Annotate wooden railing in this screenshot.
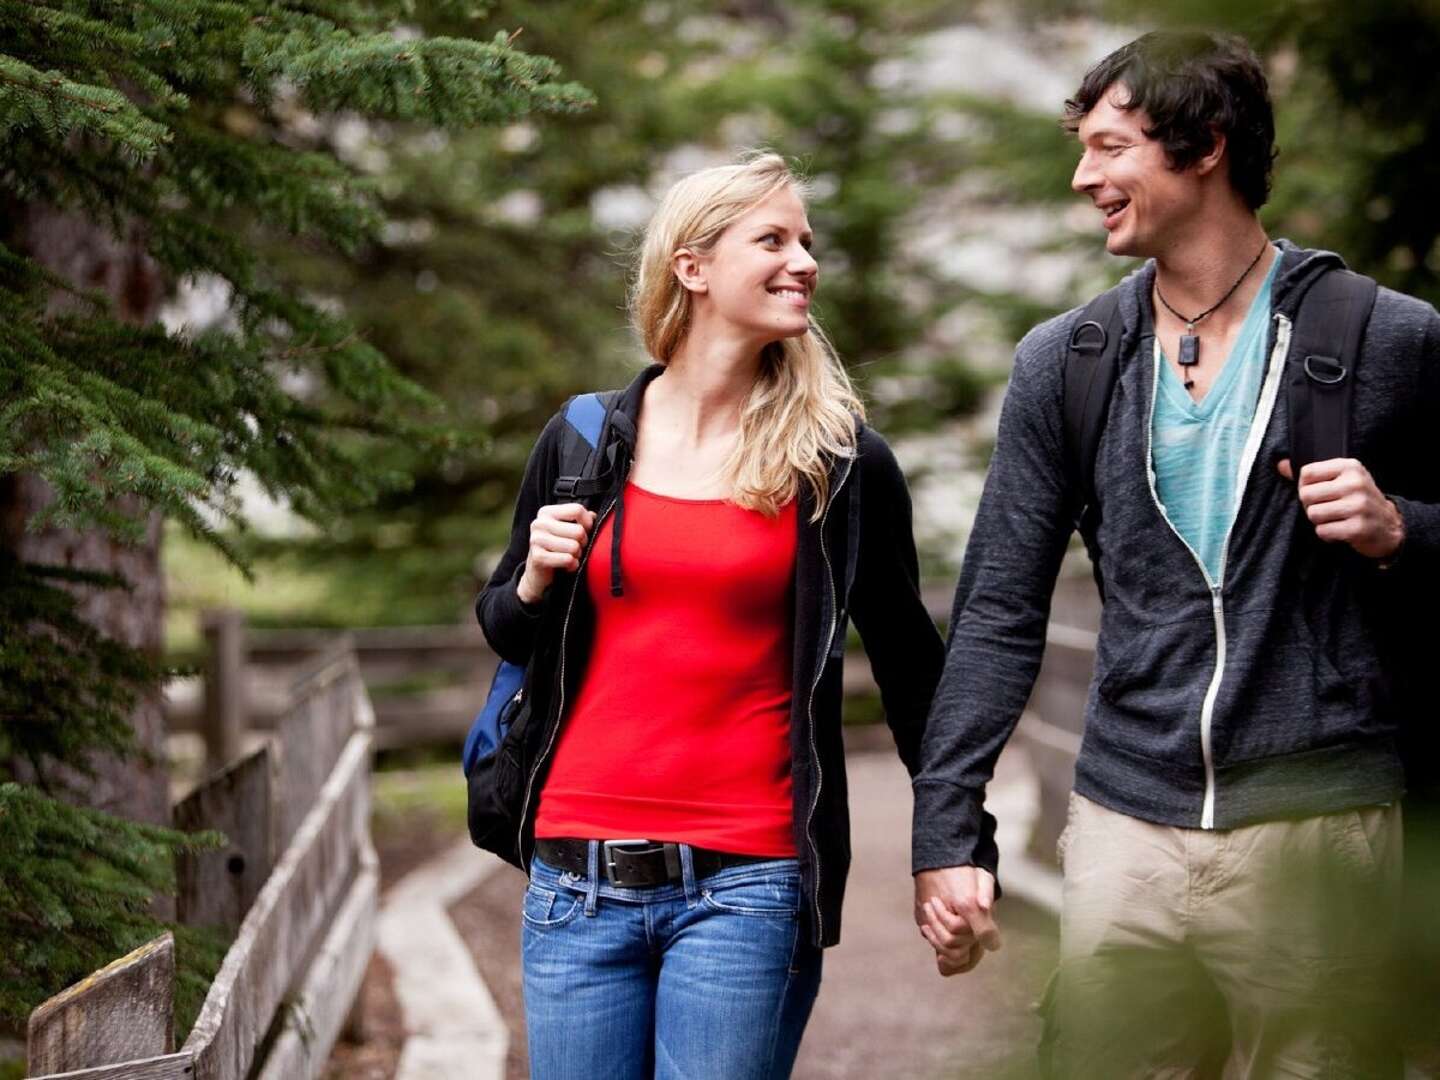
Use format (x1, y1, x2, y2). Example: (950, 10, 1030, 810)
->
(25, 641, 378, 1080)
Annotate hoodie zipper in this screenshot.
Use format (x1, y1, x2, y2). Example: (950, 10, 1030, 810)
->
(1142, 315, 1292, 828)
(515, 478, 625, 868)
(803, 455, 855, 944)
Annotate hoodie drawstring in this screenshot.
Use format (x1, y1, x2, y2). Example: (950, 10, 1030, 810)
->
(603, 412, 637, 598)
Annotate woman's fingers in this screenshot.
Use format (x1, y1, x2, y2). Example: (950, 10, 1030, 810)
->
(519, 502, 599, 603)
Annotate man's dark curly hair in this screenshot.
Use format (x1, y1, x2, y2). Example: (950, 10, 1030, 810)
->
(1062, 30, 1277, 211)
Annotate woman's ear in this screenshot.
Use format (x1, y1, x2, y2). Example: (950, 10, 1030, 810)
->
(672, 247, 708, 294)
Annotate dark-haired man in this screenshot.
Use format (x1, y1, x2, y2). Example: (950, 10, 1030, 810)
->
(909, 30, 1438, 1077)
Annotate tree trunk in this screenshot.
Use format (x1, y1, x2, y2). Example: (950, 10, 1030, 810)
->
(1, 203, 170, 826)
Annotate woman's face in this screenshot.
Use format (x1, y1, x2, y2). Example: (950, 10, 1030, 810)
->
(682, 184, 818, 344)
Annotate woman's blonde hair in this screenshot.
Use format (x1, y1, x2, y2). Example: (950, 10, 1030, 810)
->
(629, 152, 865, 520)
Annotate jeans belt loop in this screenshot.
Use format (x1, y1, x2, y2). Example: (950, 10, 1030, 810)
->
(584, 840, 600, 917)
(679, 843, 699, 907)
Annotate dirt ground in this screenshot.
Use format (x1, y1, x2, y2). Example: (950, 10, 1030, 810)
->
(330, 749, 1061, 1080)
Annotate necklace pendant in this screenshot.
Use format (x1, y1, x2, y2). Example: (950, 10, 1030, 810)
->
(1178, 333, 1200, 368)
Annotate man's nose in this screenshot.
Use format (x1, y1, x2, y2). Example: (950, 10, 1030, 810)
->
(1072, 149, 1100, 195)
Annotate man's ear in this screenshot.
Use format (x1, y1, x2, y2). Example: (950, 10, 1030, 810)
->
(1195, 127, 1227, 178)
(673, 247, 707, 294)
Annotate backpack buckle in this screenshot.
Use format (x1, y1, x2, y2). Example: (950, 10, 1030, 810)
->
(1070, 319, 1108, 354)
(1303, 354, 1346, 385)
(553, 475, 581, 499)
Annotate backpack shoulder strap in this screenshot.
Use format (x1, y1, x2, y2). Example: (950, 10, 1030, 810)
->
(1285, 269, 1378, 471)
(1063, 285, 1126, 521)
(553, 389, 624, 500)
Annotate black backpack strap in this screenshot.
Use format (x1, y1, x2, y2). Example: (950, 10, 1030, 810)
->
(1063, 287, 1126, 602)
(1063, 286, 1126, 523)
(1285, 269, 1378, 472)
(552, 389, 624, 500)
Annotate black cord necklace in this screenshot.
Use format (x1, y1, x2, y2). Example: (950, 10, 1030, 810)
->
(1155, 241, 1269, 390)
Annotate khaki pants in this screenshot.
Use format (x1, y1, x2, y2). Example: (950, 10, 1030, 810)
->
(1043, 794, 1403, 1079)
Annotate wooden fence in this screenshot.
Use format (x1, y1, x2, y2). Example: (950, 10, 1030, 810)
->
(165, 575, 1100, 867)
(165, 578, 1100, 758)
(25, 640, 379, 1080)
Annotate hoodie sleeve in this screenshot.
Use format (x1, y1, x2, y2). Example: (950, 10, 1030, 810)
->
(1385, 304, 1440, 565)
(911, 316, 1077, 879)
(848, 426, 946, 779)
(474, 409, 569, 664)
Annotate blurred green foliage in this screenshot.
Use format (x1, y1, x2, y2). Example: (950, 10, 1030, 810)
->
(995, 0, 1440, 306)
(251, 0, 1001, 625)
(181, 0, 1440, 631)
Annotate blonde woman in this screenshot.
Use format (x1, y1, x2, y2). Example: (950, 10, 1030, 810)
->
(475, 153, 944, 1079)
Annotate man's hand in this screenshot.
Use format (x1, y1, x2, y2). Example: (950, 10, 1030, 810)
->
(913, 866, 1001, 977)
(1278, 457, 1404, 561)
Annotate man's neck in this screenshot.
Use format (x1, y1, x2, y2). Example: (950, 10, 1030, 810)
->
(1152, 212, 1273, 325)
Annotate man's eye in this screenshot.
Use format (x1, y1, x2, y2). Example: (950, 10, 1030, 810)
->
(1105, 144, 1128, 156)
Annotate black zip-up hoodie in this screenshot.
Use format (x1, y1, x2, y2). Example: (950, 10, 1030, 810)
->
(476, 364, 949, 948)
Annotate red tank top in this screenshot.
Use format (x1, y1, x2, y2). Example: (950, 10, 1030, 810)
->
(534, 483, 798, 856)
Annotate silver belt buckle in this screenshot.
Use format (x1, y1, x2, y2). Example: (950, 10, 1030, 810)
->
(602, 838, 653, 885)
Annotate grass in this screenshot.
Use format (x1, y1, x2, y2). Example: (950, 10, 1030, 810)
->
(163, 523, 333, 658)
(372, 761, 469, 840)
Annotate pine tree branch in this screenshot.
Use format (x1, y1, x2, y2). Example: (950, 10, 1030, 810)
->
(0, 54, 173, 159)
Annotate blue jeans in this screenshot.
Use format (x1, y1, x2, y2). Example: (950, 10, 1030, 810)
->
(521, 847, 823, 1079)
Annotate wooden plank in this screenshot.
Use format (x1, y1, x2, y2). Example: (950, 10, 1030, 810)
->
(254, 848, 379, 1080)
(200, 610, 246, 771)
(1015, 715, 1081, 866)
(174, 745, 275, 931)
(26, 1052, 194, 1080)
(274, 645, 359, 852)
(27, 935, 174, 1074)
(1026, 635, 1095, 738)
(182, 730, 371, 1080)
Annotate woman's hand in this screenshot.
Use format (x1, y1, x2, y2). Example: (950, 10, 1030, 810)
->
(517, 503, 598, 605)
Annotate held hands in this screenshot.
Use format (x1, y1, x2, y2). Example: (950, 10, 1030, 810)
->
(913, 866, 1002, 977)
(1277, 458, 1405, 561)
(517, 503, 597, 605)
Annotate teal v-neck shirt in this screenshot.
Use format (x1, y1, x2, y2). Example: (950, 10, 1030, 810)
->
(1151, 251, 1280, 584)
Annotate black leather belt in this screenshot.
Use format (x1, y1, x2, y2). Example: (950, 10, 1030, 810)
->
(536, 838, 774, 888)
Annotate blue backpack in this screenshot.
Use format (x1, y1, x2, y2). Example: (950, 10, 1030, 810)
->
(462, 391, 616, 778)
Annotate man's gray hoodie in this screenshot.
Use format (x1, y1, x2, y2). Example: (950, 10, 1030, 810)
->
(913, 241, 1440, 878)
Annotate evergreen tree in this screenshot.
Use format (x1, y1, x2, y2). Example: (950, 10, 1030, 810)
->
(251, 0, 997, 625)
(0, 0, 590, 1029)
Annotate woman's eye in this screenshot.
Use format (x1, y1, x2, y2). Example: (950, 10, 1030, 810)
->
(760, 233, 781, 246)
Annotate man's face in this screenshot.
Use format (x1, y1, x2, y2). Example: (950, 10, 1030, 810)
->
(1071, 86, 1196, 258)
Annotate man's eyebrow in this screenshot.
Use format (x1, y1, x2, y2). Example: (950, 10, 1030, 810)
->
(1079, 126, 1134, 142)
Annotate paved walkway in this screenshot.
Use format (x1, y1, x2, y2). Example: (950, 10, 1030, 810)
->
(790, 747, 1057, 1080)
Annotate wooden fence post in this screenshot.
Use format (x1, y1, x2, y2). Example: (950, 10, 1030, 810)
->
(175, 745, 276, 931)
(201, 608, 246, 771)
(26, 934, 175, 1075)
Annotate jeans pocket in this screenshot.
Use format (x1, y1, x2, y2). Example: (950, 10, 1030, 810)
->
(521, 882, 582, 929)
(700, 871, 801, 919)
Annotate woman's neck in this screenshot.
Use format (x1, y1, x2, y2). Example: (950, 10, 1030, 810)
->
(650, 335, 763, 446)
